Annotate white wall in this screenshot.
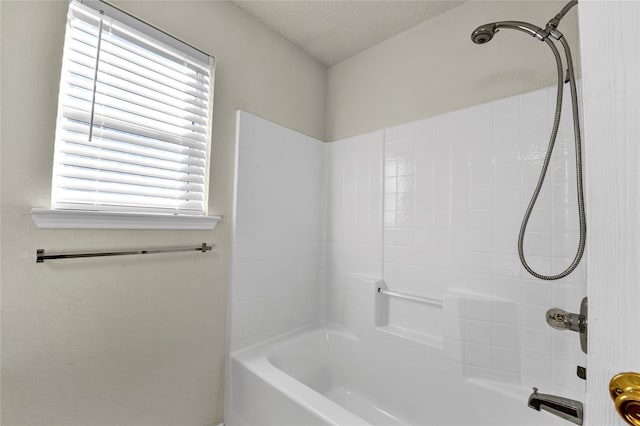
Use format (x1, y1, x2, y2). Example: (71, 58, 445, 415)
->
(0, 2, 325, 425)
(326, 0, 581, 141)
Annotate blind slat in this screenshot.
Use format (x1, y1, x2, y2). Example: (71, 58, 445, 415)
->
(62, 120, 206, 159)
(54, 189, 204, 211)
(62, 103, 207, 144)
(58, 166, 204, 192)
(57, 155, 205, 184)
(60, 132, 206, 167)
(57, 177, 204, 201)
(58, 143, 205, 176)
(63, 108, 207, 147)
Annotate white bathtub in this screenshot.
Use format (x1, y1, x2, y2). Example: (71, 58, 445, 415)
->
(226, 324, 565, 426)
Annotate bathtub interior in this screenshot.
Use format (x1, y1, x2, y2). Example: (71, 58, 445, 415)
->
(266, 326, 447, 425)
(267, 327, 357, 396)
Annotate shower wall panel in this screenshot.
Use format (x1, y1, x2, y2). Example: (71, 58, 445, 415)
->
(230, 111, 326, 352)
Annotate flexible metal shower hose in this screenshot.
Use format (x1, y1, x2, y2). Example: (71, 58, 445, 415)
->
(517, 36, 586, 280)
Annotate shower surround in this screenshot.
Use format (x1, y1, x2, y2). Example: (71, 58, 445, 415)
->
(227, 84, 586, 425)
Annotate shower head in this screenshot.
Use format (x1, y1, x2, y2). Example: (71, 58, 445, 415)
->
(471, 24, 497, 44)
(471, 1, 578, 46)
(470, 21, 548, 44)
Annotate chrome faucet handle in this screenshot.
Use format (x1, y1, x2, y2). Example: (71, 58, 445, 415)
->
(545, 297, 588, 354)
(546, 308, 581, 331)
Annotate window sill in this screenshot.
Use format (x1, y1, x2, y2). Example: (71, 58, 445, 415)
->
(31, 209, 222, 230)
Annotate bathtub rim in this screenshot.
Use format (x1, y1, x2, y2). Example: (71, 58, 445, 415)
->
(228, 320, 567, 426)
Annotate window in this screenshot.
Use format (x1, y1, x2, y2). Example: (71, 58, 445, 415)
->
(36, 0, 218, 228)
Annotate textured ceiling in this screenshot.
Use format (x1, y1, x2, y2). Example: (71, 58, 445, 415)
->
(232, 1, 465, 66)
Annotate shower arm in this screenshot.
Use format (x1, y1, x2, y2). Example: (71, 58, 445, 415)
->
(481, 1, 578, 44)
(546, 0, 578, 31)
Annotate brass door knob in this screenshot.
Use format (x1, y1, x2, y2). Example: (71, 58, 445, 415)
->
(610, 372, 640, 425)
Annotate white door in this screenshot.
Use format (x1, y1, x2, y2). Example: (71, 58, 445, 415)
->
(579, 2, 640, 425)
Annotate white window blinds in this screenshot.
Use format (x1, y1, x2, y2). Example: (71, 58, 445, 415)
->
(52, 0, 215, 216)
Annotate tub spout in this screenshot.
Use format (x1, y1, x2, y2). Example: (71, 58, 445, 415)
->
(528, 388, 583, 425)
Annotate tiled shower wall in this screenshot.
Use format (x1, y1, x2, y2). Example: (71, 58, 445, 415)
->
(230, 111, 325, 351)
(231, 86, 586, 398)
(368, 86, 585, 397)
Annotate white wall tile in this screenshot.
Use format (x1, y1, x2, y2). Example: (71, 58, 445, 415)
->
(465, 320, 493, 344)
(522, 280, 553, 306)
(494, 277, 521, 302)
(522, 352, 553, 388)
(494, 300, 519, 325)
(465, 342, 492, 368)
(521, 304, 549, 331)
(494, 323, 520, 349)
(493, 347, 521, 373)
(521, 328, 553, 356)
(466, 298, 494, 322)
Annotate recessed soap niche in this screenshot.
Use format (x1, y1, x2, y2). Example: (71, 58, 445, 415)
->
(374, 280, 444, 347)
